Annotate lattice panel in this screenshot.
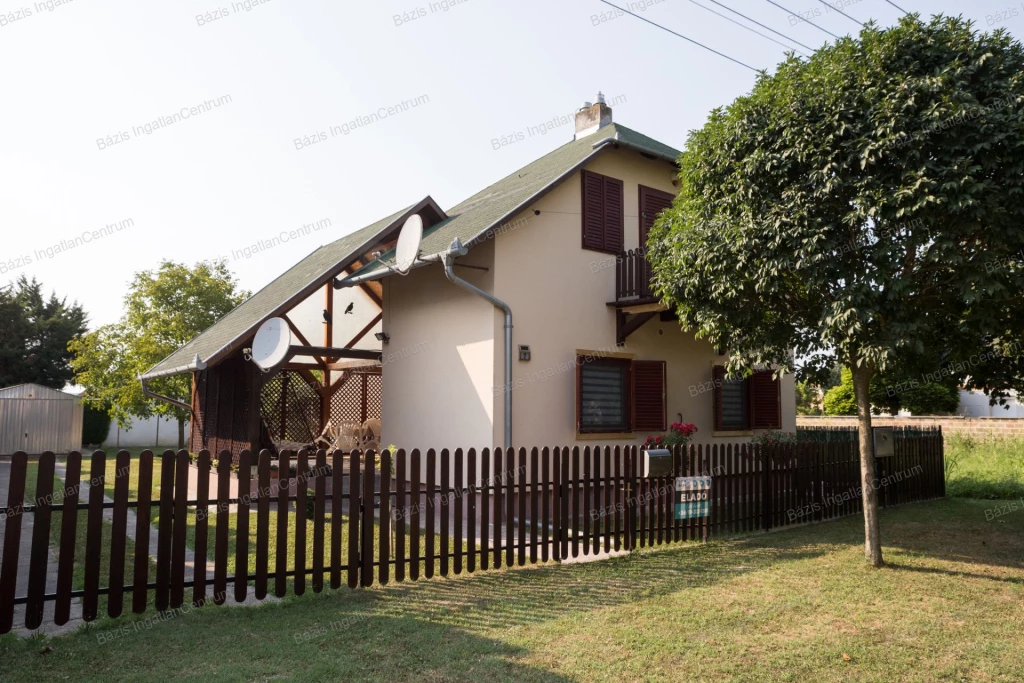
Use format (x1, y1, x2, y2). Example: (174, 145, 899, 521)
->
(365, 373, 382, 420)
(260, 371, 322, 446)
(329, 370, 382, 425)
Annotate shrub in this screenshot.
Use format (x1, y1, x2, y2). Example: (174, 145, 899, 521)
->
(751, 430, 797, 448)
(81, 404, 112, 446)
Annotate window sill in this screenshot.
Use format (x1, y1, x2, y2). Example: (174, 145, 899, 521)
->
(576, 431, 633, 440)
(713, 430, 753, 437)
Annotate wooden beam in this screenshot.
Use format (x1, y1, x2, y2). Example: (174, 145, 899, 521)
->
(282, 314, 325, 366)
(344, 312, 383, 350)
(326, 359, 381, 371)
(288, 346, 382, 361)
(322, 284, 334, 428)
(616, 311, 659, 345)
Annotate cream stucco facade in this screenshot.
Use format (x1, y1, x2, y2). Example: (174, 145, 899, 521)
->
(381, 145, 796, 452)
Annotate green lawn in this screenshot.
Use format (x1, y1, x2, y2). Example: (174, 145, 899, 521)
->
(0, 497, 1021, 682)
(945, 434, 1024, 499)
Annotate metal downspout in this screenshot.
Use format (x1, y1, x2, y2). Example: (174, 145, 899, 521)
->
(443, 250, 513, 448)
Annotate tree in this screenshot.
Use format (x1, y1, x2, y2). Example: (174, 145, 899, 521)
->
(0, 276, 88, 389)
(70, 261, 249, 448)
(648, 16, 1024, 566)
(824, 367, 961, 416)
(795, 380, 823, 415)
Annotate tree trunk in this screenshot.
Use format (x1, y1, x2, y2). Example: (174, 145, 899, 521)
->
(177, 417, 186, 450)
(851, 363, 883, 567)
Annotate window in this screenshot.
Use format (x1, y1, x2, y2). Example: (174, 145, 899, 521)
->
(581, 170, 624, 254)
(577, 357, 630, 433)
(713, 367, 781, 431)
(576, 356, 667, 434)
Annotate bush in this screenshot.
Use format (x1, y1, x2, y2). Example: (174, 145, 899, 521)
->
(81, 404, 111, 446)
(751, 430, 797, 448)
(823, 369, 858, 415)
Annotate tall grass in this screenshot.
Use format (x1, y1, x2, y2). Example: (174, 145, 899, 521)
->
(945, 433, 1024, 499)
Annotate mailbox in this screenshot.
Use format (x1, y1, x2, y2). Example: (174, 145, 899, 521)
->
(642, 448, 673, 478)
(873, 427, 894, 458)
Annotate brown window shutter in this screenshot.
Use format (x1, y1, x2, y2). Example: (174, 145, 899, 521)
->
(750, 370, 781, 429)
(581, 171, 606, 251)
(632, 360, 666, 431)
(638, 185, 675, 250)
(713, 366, 725, 431)
(575, 356, 584, 432)
(603, 176, 624, 254)
(580, 170, 624, 254)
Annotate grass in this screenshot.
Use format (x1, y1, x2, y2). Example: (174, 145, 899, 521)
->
(945, 434, 1024, 499)
(0, 497, 1022, 682)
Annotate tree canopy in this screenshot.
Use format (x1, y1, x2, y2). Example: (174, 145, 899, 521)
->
(648, 15, 1024, 565)
(0, 276, 87, 389)
(649, 15, 1024, 394)
(70, 261, 249, 445)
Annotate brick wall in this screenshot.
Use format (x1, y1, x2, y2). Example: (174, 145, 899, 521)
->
(797, 415, 1024, 439)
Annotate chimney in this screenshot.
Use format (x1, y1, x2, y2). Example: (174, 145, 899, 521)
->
(574, 92, 613, 140)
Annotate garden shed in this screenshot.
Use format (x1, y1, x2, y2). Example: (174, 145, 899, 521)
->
(0, 383, 84, 455)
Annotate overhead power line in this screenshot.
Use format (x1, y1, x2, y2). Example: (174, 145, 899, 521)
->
(814, 0, 864, 27)
(884, 0, 910, 15)
(762, 0, 841, 39)
(686, 0, 808, 56)
(704, 0, 816, 53)
(597, 0, 760, 73)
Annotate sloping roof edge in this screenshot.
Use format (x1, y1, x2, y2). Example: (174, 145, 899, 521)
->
(345, 132, 677, 284)
(142, 196, 444, 380)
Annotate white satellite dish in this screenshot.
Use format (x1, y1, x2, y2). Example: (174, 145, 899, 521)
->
(251, 317, 292, 370)
(394, 214, 424, 274)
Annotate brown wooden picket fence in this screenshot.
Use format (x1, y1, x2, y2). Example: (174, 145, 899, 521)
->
(0, 430, 944, 634)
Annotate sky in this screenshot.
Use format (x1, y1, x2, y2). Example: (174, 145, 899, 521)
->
(1, 0, 1020, 329)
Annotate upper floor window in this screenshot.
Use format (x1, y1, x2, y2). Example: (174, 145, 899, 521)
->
(581, 170, 624, 254)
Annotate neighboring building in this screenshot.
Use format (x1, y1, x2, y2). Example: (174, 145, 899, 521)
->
(958, 389, 1024, 418)
(143, 95, 796, 462)
(0, 383, 83, 455)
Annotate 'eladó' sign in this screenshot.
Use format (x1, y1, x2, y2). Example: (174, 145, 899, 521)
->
(676, 476, 711, 520)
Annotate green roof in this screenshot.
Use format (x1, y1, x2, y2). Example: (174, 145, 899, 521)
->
(357, 123, 681, 276)
(143, 204, 415, 378)
(144, 122, 681, 379)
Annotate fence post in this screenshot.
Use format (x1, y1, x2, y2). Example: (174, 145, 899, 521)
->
(761, 445, 771, 532)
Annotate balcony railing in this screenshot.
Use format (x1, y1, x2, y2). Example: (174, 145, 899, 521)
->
(614, 248, 656, 303)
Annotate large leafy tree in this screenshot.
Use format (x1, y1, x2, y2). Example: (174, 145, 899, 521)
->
(0, 276, 88, 389)
(70, 261, 249, 448)
(648, 16, 1024, 566)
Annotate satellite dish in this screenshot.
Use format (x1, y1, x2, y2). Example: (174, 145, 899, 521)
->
(251, 317, 292, 370)
(394, 214, 423, 274)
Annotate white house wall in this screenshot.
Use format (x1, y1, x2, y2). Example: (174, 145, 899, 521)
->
(490, 146, 797, 448)
(381, 239, 497, 456)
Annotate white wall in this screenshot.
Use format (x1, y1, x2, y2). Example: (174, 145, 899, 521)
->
(490, 146, 797, 448)
(381, 239, 497, 454)
(958, 389, 1024, 418)
(104, 414, 190, 448)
